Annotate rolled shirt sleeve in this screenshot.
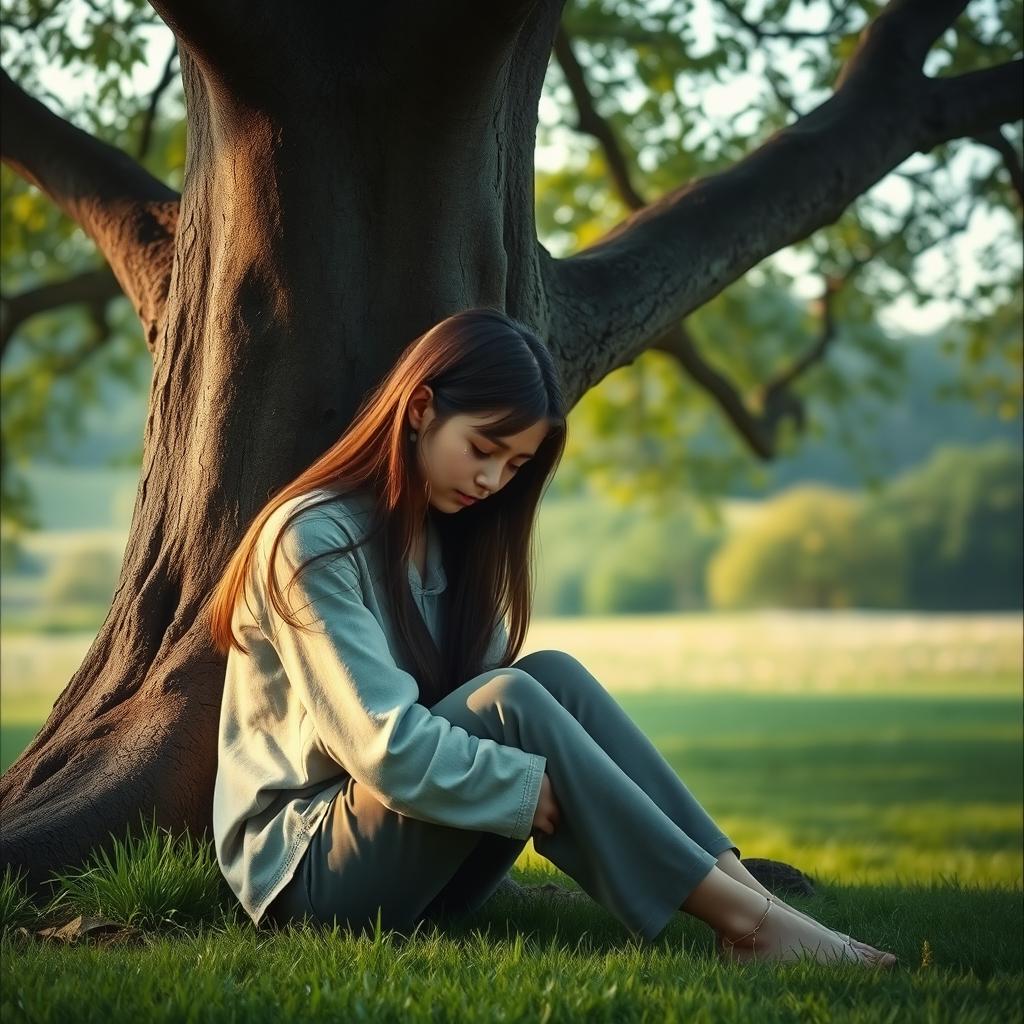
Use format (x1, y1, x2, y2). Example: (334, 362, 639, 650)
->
(259, 509, 546, 841)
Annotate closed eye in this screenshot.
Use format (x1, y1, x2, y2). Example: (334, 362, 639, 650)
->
(471, 443, 524, 472)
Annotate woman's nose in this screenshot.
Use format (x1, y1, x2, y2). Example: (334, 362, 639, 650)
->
(477, 466, 503, 493)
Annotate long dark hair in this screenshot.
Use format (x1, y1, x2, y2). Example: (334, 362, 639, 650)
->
(208, 306, 568, 706)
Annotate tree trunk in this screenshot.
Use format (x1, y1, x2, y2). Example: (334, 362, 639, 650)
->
(0, 2, 567, 896)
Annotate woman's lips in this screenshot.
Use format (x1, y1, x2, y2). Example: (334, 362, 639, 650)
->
(454, 490, 478, 506)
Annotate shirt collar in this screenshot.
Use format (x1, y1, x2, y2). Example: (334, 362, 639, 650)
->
(408, 513, 447, 596)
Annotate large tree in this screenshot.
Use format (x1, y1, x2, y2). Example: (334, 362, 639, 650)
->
(1, 0, 1020, 893)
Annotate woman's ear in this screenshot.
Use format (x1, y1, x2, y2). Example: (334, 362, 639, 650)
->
(408, 384, 433, 430)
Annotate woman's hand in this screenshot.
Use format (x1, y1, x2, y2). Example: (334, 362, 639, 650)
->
(530, 772, 561, 837)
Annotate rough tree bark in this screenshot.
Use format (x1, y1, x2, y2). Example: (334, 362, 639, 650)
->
(0, 0, 1020, 899)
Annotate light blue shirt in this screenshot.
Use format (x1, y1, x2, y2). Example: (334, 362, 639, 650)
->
(212, 486, 546, 926)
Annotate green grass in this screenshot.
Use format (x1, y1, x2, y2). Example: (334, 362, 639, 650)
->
(2, 614, 1021, 1021)
(2, 856, 1021, 1023)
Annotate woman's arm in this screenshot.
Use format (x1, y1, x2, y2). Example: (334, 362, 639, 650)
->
(258, 509, 546, 841)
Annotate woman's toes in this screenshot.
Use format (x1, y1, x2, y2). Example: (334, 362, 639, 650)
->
(847, 937, 898, 969)
(865, 946, 899, 969)
(774, 902, 897, 970)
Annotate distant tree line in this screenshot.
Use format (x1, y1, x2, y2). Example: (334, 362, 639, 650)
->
(537, 441, 1022, 615)
(4, 440, 1020, 627)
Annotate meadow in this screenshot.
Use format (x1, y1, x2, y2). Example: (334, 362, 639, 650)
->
(2, 610, 1022, 1022)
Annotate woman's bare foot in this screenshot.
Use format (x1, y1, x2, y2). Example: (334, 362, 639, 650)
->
(716, 895, 894, 968)
(769, 898, 898, 968)
(712, 851, 897, 967)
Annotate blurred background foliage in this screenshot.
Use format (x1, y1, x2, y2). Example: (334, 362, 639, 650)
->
(0, 0, 1021, 615)
(3, 439, 1019, 633)
(539, 439, 1021, 616)
(2, 0, 184, 533)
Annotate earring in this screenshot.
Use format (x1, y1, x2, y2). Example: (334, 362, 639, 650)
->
(409, 429, 418, 443)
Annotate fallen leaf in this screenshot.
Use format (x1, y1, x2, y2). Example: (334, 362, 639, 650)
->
(35, 914, 144, 947)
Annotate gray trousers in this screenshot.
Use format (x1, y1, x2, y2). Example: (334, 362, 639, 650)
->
(263, 649, 740, 943)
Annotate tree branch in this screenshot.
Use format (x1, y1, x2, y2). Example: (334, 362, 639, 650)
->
(762, 63, 802, 121)
(647, 193, 963, 459)
(761, 275, 840, 402)
(0, 267, 122, 360)
(556, 15, 842, 452)
(650, 321, 781, 458)
(838, 0, 970, 89)
(972, 128, 1024, 207)
(714, 0, 853, 43)
(542, 0, 1023, 407)
(648, 274, 839, 459)
(1, 67, 179, 352)
(923, 61, 1024, 150)
(551, 25, 647, 211)
(136, 44, 180, 163)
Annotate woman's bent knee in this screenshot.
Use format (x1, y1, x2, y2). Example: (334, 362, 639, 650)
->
(513, 649, 597, 704)
(514, 649, 584, 678)
(471, 667, 552, 712)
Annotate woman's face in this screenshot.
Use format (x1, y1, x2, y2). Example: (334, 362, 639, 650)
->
(407, 385, 549, 513)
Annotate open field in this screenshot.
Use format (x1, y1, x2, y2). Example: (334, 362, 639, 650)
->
(2, 611, 1021, 1022)
(4, 608, 1021, 710)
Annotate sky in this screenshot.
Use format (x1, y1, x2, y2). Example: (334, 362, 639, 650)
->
(15, 0, 1021, 337)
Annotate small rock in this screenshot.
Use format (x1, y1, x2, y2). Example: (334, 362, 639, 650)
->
(740, 858, 816, 896)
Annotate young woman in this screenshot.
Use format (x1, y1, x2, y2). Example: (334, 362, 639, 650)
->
(208, 307, 897, 967)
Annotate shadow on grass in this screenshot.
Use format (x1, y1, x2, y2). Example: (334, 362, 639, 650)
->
(267, 872, 1021, 982)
